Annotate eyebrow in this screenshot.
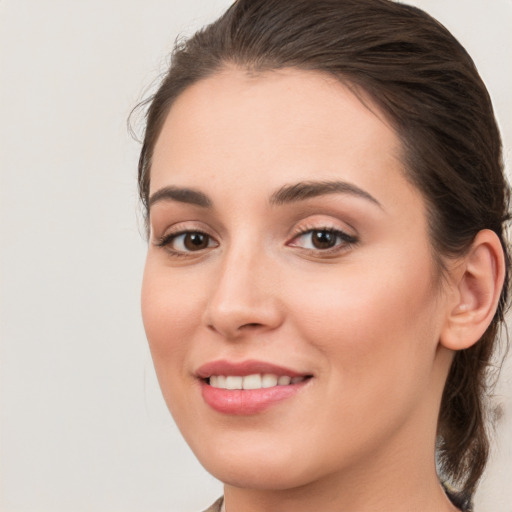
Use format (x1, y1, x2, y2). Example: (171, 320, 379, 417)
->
(148, 186, 212, 208)
(269, 180, 382, 208)
(148, 179, 382, 210)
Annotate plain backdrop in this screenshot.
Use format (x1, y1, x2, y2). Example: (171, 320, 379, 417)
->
(1, 1, 510, 511)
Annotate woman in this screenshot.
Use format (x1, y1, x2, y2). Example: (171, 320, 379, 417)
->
(137, 1, 510, 510)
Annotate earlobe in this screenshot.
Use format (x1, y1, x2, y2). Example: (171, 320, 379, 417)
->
(440, 229, 505, 351)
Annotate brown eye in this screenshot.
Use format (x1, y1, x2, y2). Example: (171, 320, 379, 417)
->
(288, 228, 357, 252)
(183, 232, 210, 251)
(311, 230, 337, 249)
(158, 230, 218, 254)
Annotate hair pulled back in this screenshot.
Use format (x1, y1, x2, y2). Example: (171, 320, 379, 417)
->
(137, 0, 510, 498)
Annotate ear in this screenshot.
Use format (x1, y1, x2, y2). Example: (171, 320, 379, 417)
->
(440, 229, 506, 351)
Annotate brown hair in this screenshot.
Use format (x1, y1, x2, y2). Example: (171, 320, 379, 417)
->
(136, 0, 510, 498)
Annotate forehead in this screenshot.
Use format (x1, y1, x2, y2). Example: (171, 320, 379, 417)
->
(150, 67, 413, 208)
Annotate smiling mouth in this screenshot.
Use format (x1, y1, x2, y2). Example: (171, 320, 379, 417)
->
(207, 373, 310, 390)
(197, 360, 313, 414)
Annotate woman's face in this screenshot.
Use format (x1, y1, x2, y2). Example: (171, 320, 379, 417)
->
(142, 68, 453, 489)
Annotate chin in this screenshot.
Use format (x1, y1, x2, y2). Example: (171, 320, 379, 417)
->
(189, 434, 334, 491)
(203, 456, 314, 491)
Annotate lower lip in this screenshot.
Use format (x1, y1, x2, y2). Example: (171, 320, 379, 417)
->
(201, 380, 309, 415)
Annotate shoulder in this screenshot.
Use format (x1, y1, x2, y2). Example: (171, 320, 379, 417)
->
(202, 497, 224, 512)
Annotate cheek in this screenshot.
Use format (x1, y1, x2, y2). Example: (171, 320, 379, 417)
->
(275, 255, 443, 472)
(141, 258, 204, 386)
(289, 252, 440, 392)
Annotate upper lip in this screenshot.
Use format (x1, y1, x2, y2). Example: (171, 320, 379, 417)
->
(196, 359, 310, 379)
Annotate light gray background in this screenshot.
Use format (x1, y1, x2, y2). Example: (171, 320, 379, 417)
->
(1, 1, 510, 511)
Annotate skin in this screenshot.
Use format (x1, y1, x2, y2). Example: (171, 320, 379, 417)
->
(142, 67, 465, 511)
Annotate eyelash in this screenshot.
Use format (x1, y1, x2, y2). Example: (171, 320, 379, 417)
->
(156, 229, 218, 258)
(287, 227, 358, 255)
(155, 226, 358, 258)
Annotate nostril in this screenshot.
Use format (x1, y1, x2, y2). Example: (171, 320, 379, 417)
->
(206, 321, 264, 338)
(241, 322, 263, 329)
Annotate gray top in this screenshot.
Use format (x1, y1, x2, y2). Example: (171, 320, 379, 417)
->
(202, 497, 224, 512)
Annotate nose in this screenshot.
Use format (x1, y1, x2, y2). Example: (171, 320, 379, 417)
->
(202, 242, 284, 340)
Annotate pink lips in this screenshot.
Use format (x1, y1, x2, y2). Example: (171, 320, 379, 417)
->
(196, 359, 311, 415)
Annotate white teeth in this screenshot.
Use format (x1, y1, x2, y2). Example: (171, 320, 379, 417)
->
(262, 374, 278, 388)
(226, 376, 243, 390)
(242, 374, 262, 390)
(278, 375, 291, 385)
(208, 373, 306, 390)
